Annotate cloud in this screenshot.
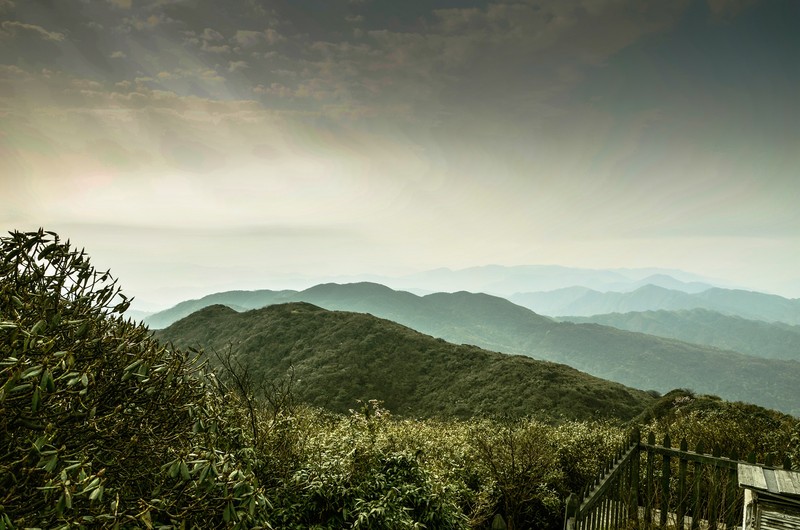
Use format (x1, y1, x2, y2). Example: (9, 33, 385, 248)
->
(0, 21, 65, 41)
(232, 29, 262, 48)
(107, 0, 132, 8)
(110, 50, 127, 59)
(228, 60, 248, 72)
(121, 14, 165, 31)
(202, 27, 224, 41)
(254, 82, 294, 98)
(0, 63, 30, 80)
(264, 28, 283, 45)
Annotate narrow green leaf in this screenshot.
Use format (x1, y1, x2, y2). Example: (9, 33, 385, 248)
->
(41, 369, 55, 392)
(31, 386, 41, 413)
(84, 477, 101, 492)
(123, 359, 142, 373)
(180, 460, 190, 481)
(21, 365, 43, 379)
(89, 484, 103, 501)
(31, 318, 46, 336)
(44, 454, 58, 473)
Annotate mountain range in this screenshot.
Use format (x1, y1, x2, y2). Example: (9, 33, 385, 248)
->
(155, 302, 655, 421)
(511, 284, 800, 323)
(384, 265, 721, 296)
(561, 308, 800, 361)
(145, 282, 800, 415)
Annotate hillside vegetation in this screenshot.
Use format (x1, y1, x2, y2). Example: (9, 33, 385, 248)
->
(148, 283, 800, 415)
(562, 308, 800, 361)
(3, 230, 799, 530)
(156, 303, 654, 422)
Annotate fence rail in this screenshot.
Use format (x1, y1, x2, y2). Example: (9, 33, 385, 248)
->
(564, 430, 793, 530)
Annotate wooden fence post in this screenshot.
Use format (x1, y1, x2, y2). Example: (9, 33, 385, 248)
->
(646, 432, 655, 525)
(661, 434, 671, 527)
(726, 450, 740, 529)
(677, 438, 688, 530)
(707, 446, 721, 529)
(630, 429, 641, 529)
(691, 440, 704, 530)
(563, 493, 577, 530)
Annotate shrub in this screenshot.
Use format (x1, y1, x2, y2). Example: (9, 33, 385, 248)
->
(0, 229, 267, 528)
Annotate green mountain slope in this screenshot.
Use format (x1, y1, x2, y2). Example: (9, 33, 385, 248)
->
(156, 302, 655, 421)
(511, 285, 800, 324)
(149, 283, 800, 415)
(561, 308, 800, 361)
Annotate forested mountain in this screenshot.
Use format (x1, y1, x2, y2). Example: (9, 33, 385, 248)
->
(510, 285, 800, 323)
(156, 302, 655, 421)
(149, 283, 800, 415)
(561, 308, 800, 361)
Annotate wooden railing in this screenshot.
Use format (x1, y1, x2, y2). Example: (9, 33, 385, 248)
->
(564, 430, 793, 530)
(563, 432, 640, 530)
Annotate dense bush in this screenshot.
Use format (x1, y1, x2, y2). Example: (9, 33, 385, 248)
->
(251, 401, 625, 530)
(0, 230, 267, 528)
(640, 389, 798, 464)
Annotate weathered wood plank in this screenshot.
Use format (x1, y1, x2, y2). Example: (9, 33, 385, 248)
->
(765, 467, 780, 494)
(740, 463, 768, 491)
(775, 469, 800, 496)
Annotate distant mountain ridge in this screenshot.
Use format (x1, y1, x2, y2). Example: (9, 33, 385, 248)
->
(155, 302, 655, 421)
(560, 308, 800, 361)
(145, 282, 800, 415)
(511, 285, 800, 324)
(376, 265, 721, 296)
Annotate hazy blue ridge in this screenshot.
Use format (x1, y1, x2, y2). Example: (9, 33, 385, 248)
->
(144, 289, 297, 329)
(560, 308, 800, 361)
(146, 282, 800, 415)
(390, 265, 719, 295)
(511, 285, 800, 324)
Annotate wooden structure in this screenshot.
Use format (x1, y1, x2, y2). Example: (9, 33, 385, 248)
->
(564, 430, 794, 530)
(739, 464, 800, 530)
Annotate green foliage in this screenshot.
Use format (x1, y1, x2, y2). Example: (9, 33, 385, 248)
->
(640, 389, 798, 464)
(265, 401, 469, 529)
(250, 401, 626, 530)
(0, 229, 267, 528)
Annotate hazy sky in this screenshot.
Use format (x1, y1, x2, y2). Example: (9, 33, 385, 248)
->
(2, 0, 799, 309)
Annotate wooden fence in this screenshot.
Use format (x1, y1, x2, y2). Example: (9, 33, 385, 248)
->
(564, 430, 793, 530)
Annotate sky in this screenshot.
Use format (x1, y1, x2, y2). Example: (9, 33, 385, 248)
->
(1, 0, 799, 309)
